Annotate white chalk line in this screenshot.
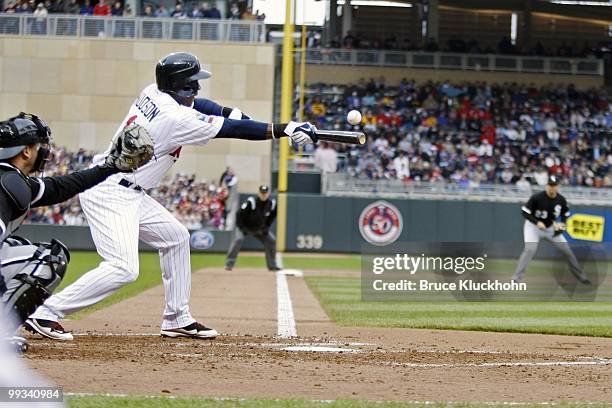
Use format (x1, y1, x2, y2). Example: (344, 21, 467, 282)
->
(387, 359, 612, 368)
(282, 345, 362, 353)
(67, 334, 372, 347)
(72, 333, 161, 337)
(62, 393, 611, 405)
(276, 270, 297, 338)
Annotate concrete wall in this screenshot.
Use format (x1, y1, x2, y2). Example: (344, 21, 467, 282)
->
(0, 37, 276, 192)
(305, 64, 604, 89)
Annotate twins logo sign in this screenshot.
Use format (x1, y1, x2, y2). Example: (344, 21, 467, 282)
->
(190, 230, 215, 250)
(359, 201, 403, 246)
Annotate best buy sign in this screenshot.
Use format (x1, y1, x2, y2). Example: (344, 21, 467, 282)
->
(566, 214, 605, 242)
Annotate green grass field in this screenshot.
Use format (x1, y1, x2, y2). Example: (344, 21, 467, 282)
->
(62, 252, 612, 336)
(65, 396, 612, 408)
(61, 251, 360, 318)
(306, 275, 612, 337)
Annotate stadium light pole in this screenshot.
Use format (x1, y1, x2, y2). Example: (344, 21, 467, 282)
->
(276, 0, 294, 254)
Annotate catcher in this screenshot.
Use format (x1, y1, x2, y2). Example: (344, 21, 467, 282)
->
(0, 112, 153, 351)
(512, 175, 590, 284)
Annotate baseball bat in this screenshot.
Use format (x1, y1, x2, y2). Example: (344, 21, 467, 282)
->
(315, 130, 366, 145)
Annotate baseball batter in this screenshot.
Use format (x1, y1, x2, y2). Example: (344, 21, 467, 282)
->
(28, 52, 318, 340)
(512, 175, 590, 284)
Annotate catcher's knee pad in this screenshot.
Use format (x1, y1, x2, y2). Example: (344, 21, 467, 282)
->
(1, 239, 70, 330)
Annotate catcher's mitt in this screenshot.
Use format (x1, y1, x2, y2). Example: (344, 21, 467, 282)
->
(553, 221, 567, 236)
(105, 123, 154, 171)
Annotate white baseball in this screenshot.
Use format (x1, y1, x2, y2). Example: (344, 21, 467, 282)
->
(347, 110, 362, 125)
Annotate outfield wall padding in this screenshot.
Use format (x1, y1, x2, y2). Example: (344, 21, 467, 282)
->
(16, 194, 611, 258)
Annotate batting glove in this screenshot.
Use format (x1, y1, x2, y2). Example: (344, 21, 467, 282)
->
(284, 121, 318, 146)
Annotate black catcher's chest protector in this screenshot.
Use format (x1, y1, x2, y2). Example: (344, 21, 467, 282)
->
(0, 165, 34, 241)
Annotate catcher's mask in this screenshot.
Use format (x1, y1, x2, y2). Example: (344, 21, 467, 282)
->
(0, 112, 53, 172)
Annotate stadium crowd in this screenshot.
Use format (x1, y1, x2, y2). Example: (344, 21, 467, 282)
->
(304, 79, 611, 188)
(15, 77, 612, 227)
(2, 0, 264, 20)
(26, 147, 234, 228)
(0, 0, 262, 37)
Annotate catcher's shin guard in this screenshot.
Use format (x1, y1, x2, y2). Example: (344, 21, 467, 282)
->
(1, 239, 70, 333)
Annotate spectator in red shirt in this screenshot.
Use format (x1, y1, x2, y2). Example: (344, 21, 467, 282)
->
(376, 112, 391, 126)
(480, 121, 496, 145)
(93, 0, 110, 15)
(389, 112, 402, 127)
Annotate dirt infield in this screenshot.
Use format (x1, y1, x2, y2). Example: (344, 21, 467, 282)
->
(21, 268, 612, 403)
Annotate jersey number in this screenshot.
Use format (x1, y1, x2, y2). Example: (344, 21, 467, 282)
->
(535, 210, 548, 219)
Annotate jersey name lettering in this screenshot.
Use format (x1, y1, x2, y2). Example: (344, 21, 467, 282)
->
(134, 95, 161, 122)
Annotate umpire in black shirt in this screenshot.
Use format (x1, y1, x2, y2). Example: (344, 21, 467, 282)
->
(224, 185, 279, 271)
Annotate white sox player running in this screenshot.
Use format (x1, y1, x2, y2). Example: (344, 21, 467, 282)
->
(27, 52, 318, 340)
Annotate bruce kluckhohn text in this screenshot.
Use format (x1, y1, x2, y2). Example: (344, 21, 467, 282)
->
(369, 254, 527, 293)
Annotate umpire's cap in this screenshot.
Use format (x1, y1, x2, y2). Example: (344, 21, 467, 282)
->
(156, 52, 211, 99)
(0, 113, 51, 160)
(547, 175, 560, 186)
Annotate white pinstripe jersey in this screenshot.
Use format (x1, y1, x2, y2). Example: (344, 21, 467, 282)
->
(92, 83, 224, 190)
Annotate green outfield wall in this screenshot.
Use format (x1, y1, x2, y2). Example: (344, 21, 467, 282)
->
(16, 194, 611, 258)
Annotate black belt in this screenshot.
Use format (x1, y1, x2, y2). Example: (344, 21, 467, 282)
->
(118, 178, 143, 191)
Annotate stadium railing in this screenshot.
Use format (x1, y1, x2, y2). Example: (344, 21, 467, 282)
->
(0, 13, 265, 43)
(302, 48, 603, 76)
(322, 173, 612, 205)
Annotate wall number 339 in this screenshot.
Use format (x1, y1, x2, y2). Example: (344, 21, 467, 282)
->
(296, 234, 323, 249)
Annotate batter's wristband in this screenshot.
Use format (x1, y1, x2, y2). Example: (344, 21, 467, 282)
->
(272, 123, 288, 139)
(221, 106, 233, 118)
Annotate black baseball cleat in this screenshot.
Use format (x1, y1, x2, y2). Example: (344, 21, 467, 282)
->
(25, 319, 74, 341)
(269, 267, 282, 272)
(160, 322, 218, 339)
(224, 266, 233, 271)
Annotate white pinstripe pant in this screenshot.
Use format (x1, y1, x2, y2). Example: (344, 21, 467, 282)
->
(31, 179, 195, 330)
